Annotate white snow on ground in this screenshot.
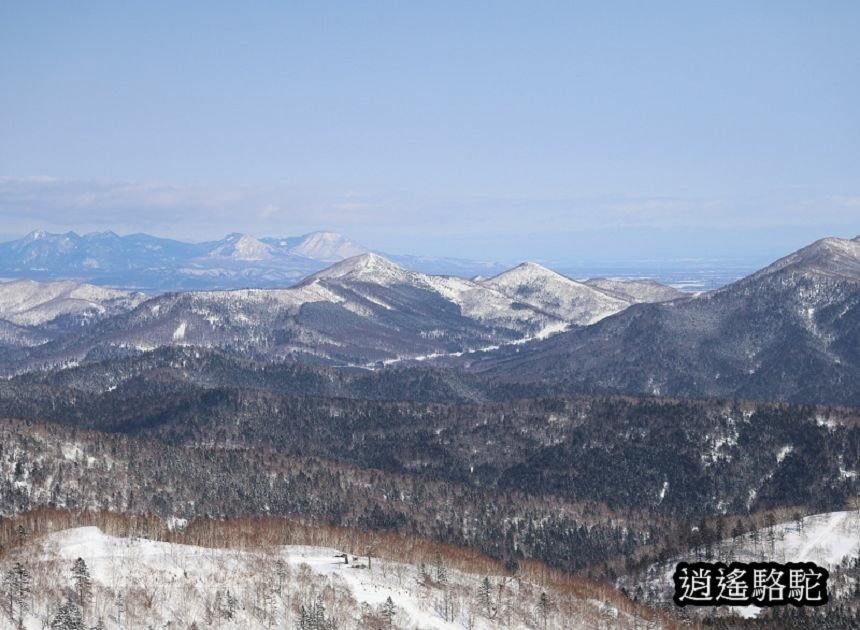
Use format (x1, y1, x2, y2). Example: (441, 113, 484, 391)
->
(172, 321, 187, 341)
(377, 320, 572, 367)
(3, 526, 648, 629)
(728, 510, 860, 567)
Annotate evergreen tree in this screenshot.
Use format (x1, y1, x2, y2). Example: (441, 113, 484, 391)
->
(114, 593, 125, 628)
(477, 577, 493, 617)
(297, 596, 334, 630)
(434, 553, 447, 585)
(70, 558, 92, 609)
(3, 562, 32, 629)
(222, 590, 237, 620)
(381, 596, 396, 629)
(51, 602, 84, 630)
(275, 559, 288, 591)
(538, 591, 551, 630)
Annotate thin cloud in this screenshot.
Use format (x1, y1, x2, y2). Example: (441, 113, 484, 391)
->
(0, 176, 857, 247)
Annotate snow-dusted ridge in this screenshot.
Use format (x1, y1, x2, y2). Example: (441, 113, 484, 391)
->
(0, 279, 146, 326)
(481, 261, 632, 325)
(0, 252, 695, 372)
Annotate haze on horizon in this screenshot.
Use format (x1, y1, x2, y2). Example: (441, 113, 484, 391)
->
(1, 2, 858, 267)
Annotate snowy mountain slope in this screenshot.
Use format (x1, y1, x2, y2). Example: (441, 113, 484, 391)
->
(0, 317, 49, 347)
(3, 254, 571, 371)
(481, 262, 631, 325)
(477, 236, 860, 407)
(584, 277, 686, 303)
(303, 253, 566, 334)
(0, 279, 145, 326)
(0, 526, 653, 630)
(285, 230, 368, 261)
(737, 236, 860, 284)
(205, 233, 275, 260)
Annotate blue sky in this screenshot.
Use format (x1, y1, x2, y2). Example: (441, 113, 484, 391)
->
(1, 1, 858, 265)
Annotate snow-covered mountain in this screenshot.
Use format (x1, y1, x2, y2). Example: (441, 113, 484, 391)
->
(304, 253, 569, 337)
(0, 230, 508, 290)
(205, 233, 275, 260)
(478, 235, 860, 406)
(0, 279, 145, 326)
(481, 262, 632, 325)
(5, 254, 580, 371)
(286, 230, 368, 261)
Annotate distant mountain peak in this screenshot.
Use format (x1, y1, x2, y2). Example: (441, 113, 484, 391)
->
(24, 229, 49, 241)
(305, 252, 409, 284)
(743, 235, 860, 284)
(207, 234, 272, 261)
(499, 261, 569, 279)
(290, 231, 368, 261)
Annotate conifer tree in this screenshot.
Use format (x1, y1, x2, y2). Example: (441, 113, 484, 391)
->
(538, 591, 551, 630)
(477, 577, 493, 617)
(70, 558, 92, 609)
(50, 602, 84, 630)
(3, 562, 32, 629)
(381, 596, 396, 629)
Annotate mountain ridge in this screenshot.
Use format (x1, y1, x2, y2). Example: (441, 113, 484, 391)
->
(475, 235, 860, 406)
(0, 229, 511, 289)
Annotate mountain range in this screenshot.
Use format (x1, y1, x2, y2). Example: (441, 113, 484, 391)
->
(476, 236, 860, 405)
(0, 252, 679, 372)
(1, 232, 859, 406)
(0, 229, 510, 289)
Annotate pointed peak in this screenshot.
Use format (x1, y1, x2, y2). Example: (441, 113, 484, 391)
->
(290, 231, 368, 261)
(207, 234, 271, 260)
(512, 261, 554, 272)
(332, 251, 400, 271)
(793, 236, 860, 262)
(740, 236, 860, 286)
(304, 252, 410, 284)
(486, 261, 571, 284)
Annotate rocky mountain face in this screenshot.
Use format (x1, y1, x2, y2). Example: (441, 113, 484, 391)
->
(477, 236, 860, 406)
